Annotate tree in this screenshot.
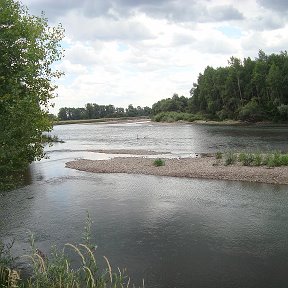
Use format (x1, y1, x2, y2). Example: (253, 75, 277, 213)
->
(0, 0, 64, 189)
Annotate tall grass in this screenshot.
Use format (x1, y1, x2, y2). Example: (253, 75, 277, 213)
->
(0, 213, 143, 288)
(218, 151, 288, 167)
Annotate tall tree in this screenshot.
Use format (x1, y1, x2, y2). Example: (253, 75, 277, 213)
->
(0, 0, 64, 189)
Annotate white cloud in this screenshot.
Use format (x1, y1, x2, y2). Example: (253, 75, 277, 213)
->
(20, 0, 288, 114)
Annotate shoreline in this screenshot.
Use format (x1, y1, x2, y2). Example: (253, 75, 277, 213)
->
(66, 156, 288, 185)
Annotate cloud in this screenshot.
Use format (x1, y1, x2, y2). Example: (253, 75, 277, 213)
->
(25, 0, 243, 23)
(19, 0, 288, 114)
(62, 13, 155, 42)
(257, 0, 288, 12)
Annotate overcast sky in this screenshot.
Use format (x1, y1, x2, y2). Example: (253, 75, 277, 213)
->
(21, 0, 288, 114)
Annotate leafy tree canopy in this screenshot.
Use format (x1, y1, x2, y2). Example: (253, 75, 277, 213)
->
(0, 0, 64, 190)
(152, 50, 288, 123)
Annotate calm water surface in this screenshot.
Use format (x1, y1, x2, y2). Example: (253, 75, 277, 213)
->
(1, 122, 288, 288)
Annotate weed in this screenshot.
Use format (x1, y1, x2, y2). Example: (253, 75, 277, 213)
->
(215, 152, 222, 160)
(253, 152, 263, 166)
(224, 152, 237, 165)
(153, 158, 165, 167)
(0, 215, 143, 288)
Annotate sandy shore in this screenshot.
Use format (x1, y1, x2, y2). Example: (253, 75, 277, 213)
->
(66, 156, 288, 185)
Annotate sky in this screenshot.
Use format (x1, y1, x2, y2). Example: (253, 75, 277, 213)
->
(21, 0, 288, 114)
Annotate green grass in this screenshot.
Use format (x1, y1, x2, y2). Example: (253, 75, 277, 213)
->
(153, 158, 165, 167)
(224, 151, 237, 166)
(215, 152, 222, 160)
(0, 213, 143, 288)
(217, 151, 288, 167)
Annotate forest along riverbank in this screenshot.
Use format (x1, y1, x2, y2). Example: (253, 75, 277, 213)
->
(66, 155, 288, 185)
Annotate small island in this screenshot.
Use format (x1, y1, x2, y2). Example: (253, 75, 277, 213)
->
(66, 153, 288, 185)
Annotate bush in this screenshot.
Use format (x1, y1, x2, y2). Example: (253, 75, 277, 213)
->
(238, 99, 265, 122)
(224, 152, 237, 165)
(253, 153, 263, 166)
(153, 158, 165, 167)
(277, 104, 288, 121)
(215, 152, 222, 159)
(152, 112, 200, 122)
(238, 152, 255, 166)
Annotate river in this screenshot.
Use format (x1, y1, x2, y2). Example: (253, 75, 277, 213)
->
(1, 121, 288, 288)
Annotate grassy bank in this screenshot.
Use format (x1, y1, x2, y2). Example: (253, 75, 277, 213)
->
(152, 112, 288, 126)
(0, 215, 142, 288)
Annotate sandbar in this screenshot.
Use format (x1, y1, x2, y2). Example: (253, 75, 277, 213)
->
(66, 156, 288, 185)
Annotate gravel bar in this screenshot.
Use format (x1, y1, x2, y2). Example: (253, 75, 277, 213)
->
(66, 156, 288, 185)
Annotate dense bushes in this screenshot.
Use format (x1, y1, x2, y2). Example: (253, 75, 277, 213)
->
(152, 111, 203, 122)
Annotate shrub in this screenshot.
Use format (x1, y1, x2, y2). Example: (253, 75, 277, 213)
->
(238, 99, 265, 122)
(224, 152, 237, 165)
(215, 152, 222, 159)
(153, 158, 165, 167)
(280, 154, 288, 165)
(253, 153, 263, 166)
(241, 153, 255, 166)
(272, 151, 282, 167)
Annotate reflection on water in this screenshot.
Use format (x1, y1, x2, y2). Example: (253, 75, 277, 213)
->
(1, 122, 288, 288)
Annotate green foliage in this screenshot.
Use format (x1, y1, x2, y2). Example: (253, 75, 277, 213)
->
(188, 50, 288, 122)
(151, 94, 189, 115)
(0, 0, 64, 191)
(277, 104, 288, 121)
(58, 104, 152, 120)
(0, 215, 143, 288)
(238, 99, 265, 122)
(41, 134, 64, 144)
(220, 151, 288, 167)
(238, 152, 255, 166)
(254, 153, 263, 166)
(224, 152, 237, 166)
(153, 158, 165, 167)
(152, 111, 202, 122)
(151, 51, 288, 123)
(215, 152, 222, 159)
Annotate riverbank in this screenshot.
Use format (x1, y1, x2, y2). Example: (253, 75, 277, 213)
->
(66, 155, 288, 185)
(54, 116, 150, 125)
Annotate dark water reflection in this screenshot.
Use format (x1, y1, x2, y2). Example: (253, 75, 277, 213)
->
(1, 122, 288, 288)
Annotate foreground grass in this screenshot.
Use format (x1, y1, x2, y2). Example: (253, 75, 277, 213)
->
(0, 215, 143, 288)
(218, 151, 288, 167)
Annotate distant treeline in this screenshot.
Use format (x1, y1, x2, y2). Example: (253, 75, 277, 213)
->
(58, 50, 288, 123)
(152, 50, 288, 122)
(58, 104, 151, 120)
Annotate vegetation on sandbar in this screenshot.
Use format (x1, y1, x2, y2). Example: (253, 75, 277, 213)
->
(218, 151, 288, 167)
(153, 158, 165, 167)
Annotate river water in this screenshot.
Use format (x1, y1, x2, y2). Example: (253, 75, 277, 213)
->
(1, 121, 288, 288)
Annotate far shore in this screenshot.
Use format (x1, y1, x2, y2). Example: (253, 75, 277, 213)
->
(53, 116, 288, 127)
(53, 116, 150, 125)
(66, 155, 288, 185)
